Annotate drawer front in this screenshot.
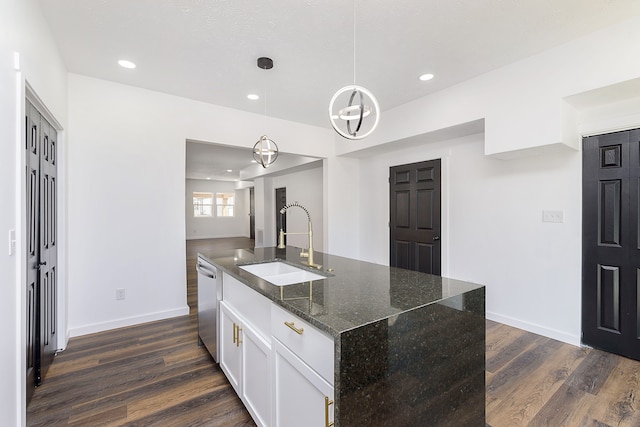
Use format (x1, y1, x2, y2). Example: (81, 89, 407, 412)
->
(224, 273, 271, 338)
(271, 304, 334, 384)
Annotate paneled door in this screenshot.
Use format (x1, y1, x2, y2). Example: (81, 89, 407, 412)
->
(250, 187, 255, 240)
(389, 159, 441, 275)
(582, 129, 640, 360)
(276, 187, 286, 245)
(25, 99, 58, 403)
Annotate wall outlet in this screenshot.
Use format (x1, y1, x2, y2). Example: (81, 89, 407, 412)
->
(542, 210, 564, 223)
(116, 288, 126, 300)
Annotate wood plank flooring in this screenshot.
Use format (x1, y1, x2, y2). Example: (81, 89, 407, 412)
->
(26, 238, 640, 426)
(27, 237, 256, 427)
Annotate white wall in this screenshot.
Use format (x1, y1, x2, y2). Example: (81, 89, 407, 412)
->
(0, 42, 21, 427)
(185, 179, 248, 239)
(67, 73, 334, 337)
(336, 16, 640, 346)
(324, 156, 360, 258)
(358, 134, 581, 344)
(273, 166, 324, 251)
(1, 0, 68, 425)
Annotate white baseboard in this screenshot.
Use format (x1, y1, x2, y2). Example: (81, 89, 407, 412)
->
(487, 311, 581, 347)
(67, 306, 190, 338)
(186, 234, 251, 240)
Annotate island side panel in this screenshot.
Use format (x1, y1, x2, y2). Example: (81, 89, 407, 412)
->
(336, 287, 485, 427)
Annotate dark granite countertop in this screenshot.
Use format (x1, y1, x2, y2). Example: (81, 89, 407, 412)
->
(199, 246, 484, 339)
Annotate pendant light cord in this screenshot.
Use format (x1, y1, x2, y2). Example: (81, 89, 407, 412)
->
(353, 0, 357, 85)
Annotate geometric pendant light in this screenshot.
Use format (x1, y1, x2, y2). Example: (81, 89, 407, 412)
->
(329, 0, 380, 140)
(253, 57, 279, 168)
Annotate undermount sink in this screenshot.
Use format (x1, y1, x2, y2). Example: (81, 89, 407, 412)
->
(239, 261, 327, 286)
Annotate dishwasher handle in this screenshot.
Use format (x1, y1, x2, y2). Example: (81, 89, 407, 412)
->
(196, 263, 216, 279)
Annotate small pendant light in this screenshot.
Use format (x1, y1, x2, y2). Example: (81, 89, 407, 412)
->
(253, 57, 279, 168)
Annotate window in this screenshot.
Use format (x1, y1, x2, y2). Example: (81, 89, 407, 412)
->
(193, 192, 213, 217)
(216, 192, 235, 217)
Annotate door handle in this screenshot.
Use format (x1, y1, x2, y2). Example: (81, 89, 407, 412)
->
(196, 264, 216, 279)
(433, 235, 440, 241)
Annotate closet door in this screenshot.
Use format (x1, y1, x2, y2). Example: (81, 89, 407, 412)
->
(26, 101, 40, 402)
(25, 99, 58, 403)
(39, 114, 57, 379)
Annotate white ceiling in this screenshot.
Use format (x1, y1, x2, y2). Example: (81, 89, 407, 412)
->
(186, 140, 321, 181)
(38, 0, 640, 179)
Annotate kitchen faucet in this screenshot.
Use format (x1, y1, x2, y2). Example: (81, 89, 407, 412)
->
(277, 202, 321, 269)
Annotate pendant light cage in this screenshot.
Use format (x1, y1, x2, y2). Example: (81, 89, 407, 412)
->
(329, 85, 380, 140)
(253, 135, 278, 168)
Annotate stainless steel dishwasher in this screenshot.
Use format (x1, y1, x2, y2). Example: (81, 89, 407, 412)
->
(196, 254, 220, 362)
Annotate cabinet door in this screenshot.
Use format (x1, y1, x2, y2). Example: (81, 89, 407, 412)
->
(273, 339, 334, 427)
(219, 301, 242, 394)
(242, 322, 272, 427)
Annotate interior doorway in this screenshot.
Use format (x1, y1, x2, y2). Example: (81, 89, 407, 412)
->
(275, 187, 286, 245)
(249, 187, 255, 240)
(389, 159, 442, 275)
(582, 129, 640, 360)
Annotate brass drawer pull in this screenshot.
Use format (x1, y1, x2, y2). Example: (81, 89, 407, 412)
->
(233, 322, 237, 344)
(232, 323, 242, 346)
(325, 396, 334, 427)
(284, 321, 304, 335)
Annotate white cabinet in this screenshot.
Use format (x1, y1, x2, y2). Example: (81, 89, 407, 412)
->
(273, 339, 334, 427)
(220, 272, 335, 427)
(271, 304, 335, 427)
(219, 301, 242, 392)
(241, 320, 271, 427)
(220, 273, 272, 427)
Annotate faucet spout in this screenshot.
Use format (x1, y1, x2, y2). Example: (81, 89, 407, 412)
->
(278, 202, 321, 269)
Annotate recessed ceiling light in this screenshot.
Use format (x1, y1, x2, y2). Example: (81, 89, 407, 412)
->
(226, 169, 233, 173)
(206, 177, 211, 180)
(419, 73, 434, 81)
(247, 94, 260, 101)
(118, 59, 136, 69)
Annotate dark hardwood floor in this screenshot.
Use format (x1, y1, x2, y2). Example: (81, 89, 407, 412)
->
(26, 237, 640, 426)
(27, 237, 256, 427)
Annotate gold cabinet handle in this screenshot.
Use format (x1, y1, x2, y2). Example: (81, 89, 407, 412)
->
(284, 321, 304, 335)
(325, 396, 334, 427)
(236, 326, 242, 347)
(232, 322, 237, 344)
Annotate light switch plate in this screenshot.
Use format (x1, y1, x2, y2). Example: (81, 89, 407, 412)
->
(8, 229, 15, 255)
(542, 210, 564, 223)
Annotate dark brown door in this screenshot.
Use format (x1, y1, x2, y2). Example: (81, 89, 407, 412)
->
(390, 159, 441, 275)
(25, 100, 58, 403)
(582, 129, 640, 360)
(276, 187, 286, 245)
(249, 187, 255, 240)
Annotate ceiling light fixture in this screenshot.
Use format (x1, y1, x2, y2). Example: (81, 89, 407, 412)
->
(419, 73, 434, 81)
(118, 59, 136, 69)
(252, 57, 278, 168)
(328, 0, 379, 140)
(247, 94, 259, 101)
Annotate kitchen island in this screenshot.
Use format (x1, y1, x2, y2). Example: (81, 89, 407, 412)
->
(199, 246, 485, 426)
